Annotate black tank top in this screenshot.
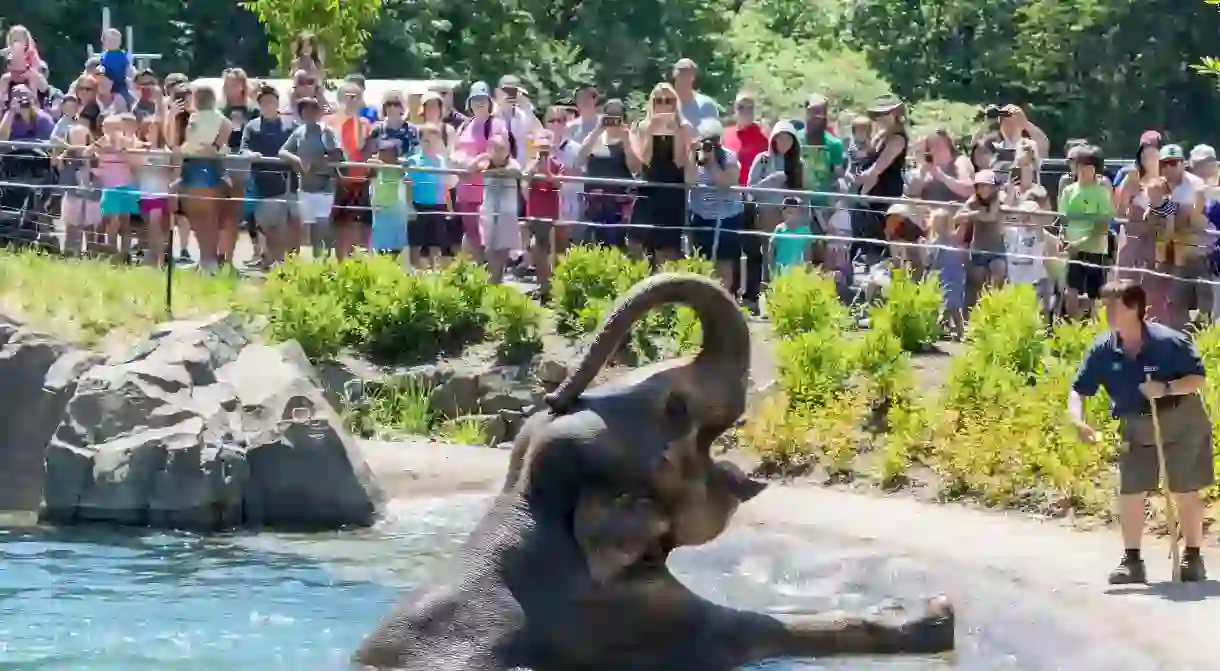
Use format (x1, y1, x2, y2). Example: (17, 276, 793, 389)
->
(867, 131, 908, 199)
(644, 135, 685, 184)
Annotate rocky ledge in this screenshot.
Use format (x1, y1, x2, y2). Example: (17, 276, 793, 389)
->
(0, 313, 384, 531)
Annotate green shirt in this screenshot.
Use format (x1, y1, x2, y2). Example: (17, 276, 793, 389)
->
(799, 130, 845, 206)
(771, 222, 813, 271)
(1059, 181, 1112, 255)
(371, 167, 405, 209)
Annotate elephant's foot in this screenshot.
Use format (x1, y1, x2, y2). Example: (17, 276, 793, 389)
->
(767, 595, 955, 658)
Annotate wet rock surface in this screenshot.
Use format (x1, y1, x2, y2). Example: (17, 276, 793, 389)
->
(1, 312, 383, 531)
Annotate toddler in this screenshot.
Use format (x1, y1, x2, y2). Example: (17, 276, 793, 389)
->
(58, 123, 102, 254)
(524, 130, 564, 296)
(768, 196, 813, 278)
(1004, 199, 1053, 318)
(369, 139, 409, 259)
(825, 196, 854, 290)
(928, 208, 967, 340)
(473, 134, 521, 284)
(100, 28, 134, 103)
(5, 26, 40, 83)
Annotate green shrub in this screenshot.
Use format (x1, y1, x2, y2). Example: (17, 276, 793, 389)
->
(483, 284, 546, 362)
(871, 267, 941, 352)
(344, 377, 434, 438)
(764, 266, 849, 339)
(263, 255, 492, 362)
(855, 327, 911, 404)
(775, 328, 857, 408)
(963, 284, 1046, 376)
(550, 245, 649, 336)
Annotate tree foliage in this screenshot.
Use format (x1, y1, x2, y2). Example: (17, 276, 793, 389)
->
(242, 0, 383, 75)
(6, 0, 1220, 154)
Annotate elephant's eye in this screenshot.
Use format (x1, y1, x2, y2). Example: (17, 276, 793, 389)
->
(663, 393, 690, 427)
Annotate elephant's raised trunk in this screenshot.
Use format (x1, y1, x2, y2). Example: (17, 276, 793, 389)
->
(545, 273, 750, 412)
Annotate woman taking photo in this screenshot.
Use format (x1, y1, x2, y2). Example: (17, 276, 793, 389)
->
(419, 91, 456, 152)
(1113, 133, 1169, 321)
(166, 83, 231, 274)
(854, 95, 909, 263)
(906, 128, 973, 204)
(632, 82, 693, 261)
(576, 98, 641, 249)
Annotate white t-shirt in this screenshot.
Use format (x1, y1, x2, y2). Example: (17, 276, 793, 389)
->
(1004, 225, 1048, 285)
(1172, 171, 1204, 206)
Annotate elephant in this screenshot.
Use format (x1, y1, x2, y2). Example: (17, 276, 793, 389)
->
(353, 273, 955, 670)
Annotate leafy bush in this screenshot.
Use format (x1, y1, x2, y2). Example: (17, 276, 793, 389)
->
(775, 329, 858, 408)
(263, 255, 492, 362)
(344, 377, 434, 438)
(870, 267, 942, 352)
(550, 245, 649, 336)
(483, 284, 546, 362)
(764, 266, 850, 338)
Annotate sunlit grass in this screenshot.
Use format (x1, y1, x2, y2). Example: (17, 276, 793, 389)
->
(0, 249, 257, 344)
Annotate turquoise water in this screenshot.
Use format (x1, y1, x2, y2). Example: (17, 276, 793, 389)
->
(0, 495, 1162, 670)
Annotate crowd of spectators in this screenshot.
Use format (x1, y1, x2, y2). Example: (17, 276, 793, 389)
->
(2, 21, 1219, 332)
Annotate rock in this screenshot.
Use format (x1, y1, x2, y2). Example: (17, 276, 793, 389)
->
(533, 355, 570, 389)
(40, 314, 383, 530)
(0, 317, 102, 514)
(428, 369, 482, 419)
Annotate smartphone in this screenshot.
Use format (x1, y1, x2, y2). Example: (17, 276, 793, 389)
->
(601, 115, 621, 127)
(995, 147, 1016, 164)
(923, 152, 934, 164)
(655, 112, 676, 135)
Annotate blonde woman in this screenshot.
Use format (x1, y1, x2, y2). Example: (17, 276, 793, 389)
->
(632, 82, 694, 260)
(221, 68, 255, 265)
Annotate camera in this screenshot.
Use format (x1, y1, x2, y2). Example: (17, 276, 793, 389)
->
(983, 104, 1012, 120)
(601, 114, 621, 127)
(923, 151, 934, 164)
(700, 137, 719, 152)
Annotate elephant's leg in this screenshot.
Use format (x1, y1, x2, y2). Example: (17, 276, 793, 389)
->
(716, 595, 955, 665)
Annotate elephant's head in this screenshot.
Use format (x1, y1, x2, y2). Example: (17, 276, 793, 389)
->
(520, 273, 766, 571)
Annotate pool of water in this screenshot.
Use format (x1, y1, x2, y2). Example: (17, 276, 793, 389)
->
(0, 495, 1165, 670)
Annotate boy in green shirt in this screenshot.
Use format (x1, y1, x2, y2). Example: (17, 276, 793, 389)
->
(768, 196, 814, 276)
(1058, 145, 1112, 318)
(798, 94, 845, 230)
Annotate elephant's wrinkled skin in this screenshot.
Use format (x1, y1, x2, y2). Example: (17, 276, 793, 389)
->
(353, 274, 955, 670)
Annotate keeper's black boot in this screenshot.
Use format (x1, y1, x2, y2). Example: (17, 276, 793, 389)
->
(1180, 548, 1207, 582)
(1108, 553, 1147, 585)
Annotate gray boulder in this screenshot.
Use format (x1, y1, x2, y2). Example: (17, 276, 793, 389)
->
(41, 314, 383, 530)
(0, 316, 101, 515)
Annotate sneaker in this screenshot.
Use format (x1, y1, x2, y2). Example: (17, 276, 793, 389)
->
(1180, 553, 1207, 582)
(1108, 557, 1147, 585)
(178, 249, 193, 264)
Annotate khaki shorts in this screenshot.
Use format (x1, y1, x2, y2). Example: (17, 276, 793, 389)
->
(1118, 393, 1214, 494)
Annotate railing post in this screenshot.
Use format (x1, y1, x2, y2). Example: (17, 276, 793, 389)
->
(165, 225, 174, 317)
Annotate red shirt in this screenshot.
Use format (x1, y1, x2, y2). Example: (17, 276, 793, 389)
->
(526, 156, 564, 220)
(722, 123, 769, 185)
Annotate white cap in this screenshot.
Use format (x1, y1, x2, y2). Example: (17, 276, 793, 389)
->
(1190, 144, 1217, 164)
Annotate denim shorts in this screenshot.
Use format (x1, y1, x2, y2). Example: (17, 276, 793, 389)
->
(181, 158, 225, 189)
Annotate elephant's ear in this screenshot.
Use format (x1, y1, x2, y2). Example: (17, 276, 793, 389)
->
(574, 490, 670, 585)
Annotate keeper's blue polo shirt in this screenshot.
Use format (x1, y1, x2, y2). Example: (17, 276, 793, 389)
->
(1072, 322, 1205, 418)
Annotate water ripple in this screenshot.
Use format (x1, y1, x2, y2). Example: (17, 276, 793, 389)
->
(0, 495, 1166, 670)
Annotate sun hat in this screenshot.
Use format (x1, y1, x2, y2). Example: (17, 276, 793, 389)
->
(466, 81, 491, 109)
(866, 94, 904, 116)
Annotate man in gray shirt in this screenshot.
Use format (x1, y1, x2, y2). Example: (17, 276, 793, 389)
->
(672, 58, 719, 127)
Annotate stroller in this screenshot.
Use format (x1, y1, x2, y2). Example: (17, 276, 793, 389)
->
(0, 147, 59, 252)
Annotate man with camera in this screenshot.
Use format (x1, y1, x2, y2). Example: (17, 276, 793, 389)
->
(685, 119, 744, 289)
(983, 104, 1050, 186)
(0, 84, 53, 143)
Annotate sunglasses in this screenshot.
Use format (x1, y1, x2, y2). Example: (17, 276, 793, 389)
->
(1162, 159, 1183, 167)
(384, 101, 403, 108)
(736, 103, 754, 111)
(547, 117, 565, 124)
(654, 97, 675, 105)
(78, 86, 95, 92)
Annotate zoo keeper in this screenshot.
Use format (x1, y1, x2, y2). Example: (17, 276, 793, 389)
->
(1068, 279, 1211, 585)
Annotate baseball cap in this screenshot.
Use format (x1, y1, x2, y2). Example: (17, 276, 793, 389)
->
(973, 169, 998, 185)
(805, 93, 828, 109)
(1160, 144, 1186, 162)
(885, 202, 918, 221)
(420, 91, 443, 107)
(1190, 144, 1217, 164)
(1139, 130, 1162, 146)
